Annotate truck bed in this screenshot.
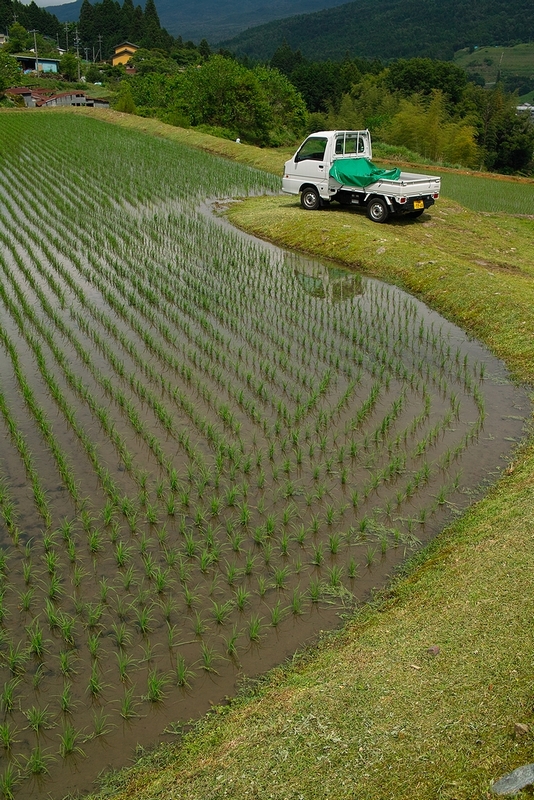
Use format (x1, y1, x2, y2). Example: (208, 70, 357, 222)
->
(334, 171, 441, 197)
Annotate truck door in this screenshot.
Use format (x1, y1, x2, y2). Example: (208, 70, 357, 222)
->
(292, 136, 329, 193)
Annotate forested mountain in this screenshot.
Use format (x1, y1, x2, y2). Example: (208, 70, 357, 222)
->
(77, 0, 173, 59)
(0, 0, 62, 40)
(218, 0, 534, 62)
(44, 0, 352, 42)
(0, 0, 175, 59)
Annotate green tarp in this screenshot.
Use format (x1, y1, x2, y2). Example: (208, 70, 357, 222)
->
(329, 158, 401, 188)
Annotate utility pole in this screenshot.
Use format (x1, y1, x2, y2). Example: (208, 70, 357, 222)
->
(65, 21, 69, 51)
(84, 47, 89, 62)
(74, 27, 80, 81)
(96, 34, 103, 62)
(29, 29, 39, 75)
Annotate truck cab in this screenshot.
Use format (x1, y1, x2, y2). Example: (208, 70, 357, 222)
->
(283, 130, 372, 207)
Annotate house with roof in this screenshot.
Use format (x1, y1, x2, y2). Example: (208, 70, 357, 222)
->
(6, 87, 110, 108)
(13, 53, 61, 74)
(111, 42, 139, 67)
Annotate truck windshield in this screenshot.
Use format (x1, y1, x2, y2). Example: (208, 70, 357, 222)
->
(295, 137, 327, 162)
(335, 133, 365, 156)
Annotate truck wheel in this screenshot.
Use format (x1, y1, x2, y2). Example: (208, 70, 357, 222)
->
(408, 209, 425, 218)
(300, 187, 321, 210)
(366, 198, 389, 223)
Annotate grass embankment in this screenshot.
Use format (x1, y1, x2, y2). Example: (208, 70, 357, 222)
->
(65, 112, 534, 800)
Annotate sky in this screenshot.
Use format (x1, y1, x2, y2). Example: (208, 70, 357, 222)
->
(21, 0, 74, 6)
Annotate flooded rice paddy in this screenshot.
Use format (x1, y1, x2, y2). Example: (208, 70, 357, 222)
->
(0, 114, 529, 799)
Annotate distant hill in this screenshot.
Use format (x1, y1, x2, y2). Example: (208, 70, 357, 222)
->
(44, 0, 353, 42)
(217, 0, 534, 62)
(45, 0, 83, 23)
(454, 42, 534, 95)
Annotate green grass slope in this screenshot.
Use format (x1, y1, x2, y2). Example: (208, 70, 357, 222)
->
(454, 42, 534, 91)
(56, 110, 534, 800)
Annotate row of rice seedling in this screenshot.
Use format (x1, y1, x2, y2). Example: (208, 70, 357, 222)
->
(0, 112, 518, 799)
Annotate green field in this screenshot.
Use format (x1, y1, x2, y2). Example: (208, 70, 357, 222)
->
(1, 110, 534, 800)
(89, 112, 534, 800)
(454, 42, 534, 90)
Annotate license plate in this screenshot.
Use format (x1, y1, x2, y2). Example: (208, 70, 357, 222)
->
(413, 200, 424, 209)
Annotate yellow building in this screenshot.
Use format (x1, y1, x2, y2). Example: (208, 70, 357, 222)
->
(111, 42, 139, 67)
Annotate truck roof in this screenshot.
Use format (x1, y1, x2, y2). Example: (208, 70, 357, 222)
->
(305, 130, 370, 138)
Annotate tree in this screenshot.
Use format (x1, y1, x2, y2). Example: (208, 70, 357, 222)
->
(60, 53, 79, 81)
(114, 79, 136, 113)
(129, 48, 177, 75)
(0, 50, 20, 96)
(198, 39, 211, 60)
(79, 0, 95, 46)
(459, 83, 534, 172)
(5, 22, 29, 53)
(85, 64, 103, 83)
(385, 58, 468, 106)
(254, 66, 307, 144)
(178, 55, 272, 143)
(270, 40, 304, 77)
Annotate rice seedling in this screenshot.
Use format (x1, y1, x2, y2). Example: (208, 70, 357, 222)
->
(6, 643, 28, 677)
(193, 611, 206, 637)
(87, 633, 101, 660)
(211, 599, 234, 625)
(273, 566, 290, 589)
(135, 605, 155, 637)
(59, 723, 86, 758)
(144, 669, 169, 703)
(290, 587, 306, 615)
(199, 642, 220, 673)
(0, 720, 18, 753)
(92, 709, 113, 738)
(327, 565, 344, 589)
(85, 603, 104, 630)
(59, 683, 76, 715)
(311, 543, 324, 566)
(116, 650, 137, 683)
(247, 614, 263, 642)
(25, 745, 55, 776)
(270, 600, 286, 627)
(175, 655, 195, 688)
(24, 705, 54, 734)
(119, 687, 139, 720)
(0, 763, 19, 800)
(59, 649, 77, 678)
(347, 558, 359, 579)
(87, 661, 107, 698)
(308, 578, 322, 603)
(365, 546, 378, 567)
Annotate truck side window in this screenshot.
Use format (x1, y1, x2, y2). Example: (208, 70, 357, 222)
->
(295, 137, 327, 162)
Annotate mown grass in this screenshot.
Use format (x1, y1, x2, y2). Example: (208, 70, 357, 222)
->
(27, 110, 532, 800)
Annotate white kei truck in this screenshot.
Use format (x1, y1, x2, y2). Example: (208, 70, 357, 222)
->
(282, 130, 441, 223)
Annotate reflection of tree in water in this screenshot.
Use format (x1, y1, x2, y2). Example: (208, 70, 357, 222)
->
(292, 258, 363, 303)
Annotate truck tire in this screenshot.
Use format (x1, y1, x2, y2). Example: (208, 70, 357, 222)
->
(366, 197, 389, 223)
(408, 209, 425, 218)
(300, 187, 321, 210)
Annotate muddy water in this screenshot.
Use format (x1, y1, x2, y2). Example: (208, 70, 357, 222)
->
(0, 202, 530, 800)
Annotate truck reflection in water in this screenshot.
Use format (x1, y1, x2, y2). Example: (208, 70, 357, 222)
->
(292, 257, 362, 303)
